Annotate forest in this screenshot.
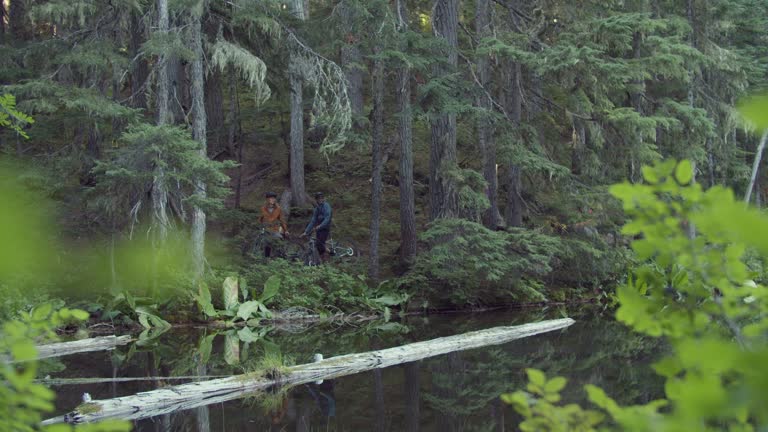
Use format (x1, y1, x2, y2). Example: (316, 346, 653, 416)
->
(2, 0, 768, 430)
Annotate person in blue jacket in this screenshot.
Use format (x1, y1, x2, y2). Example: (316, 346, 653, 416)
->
(301, 192, 333, 263)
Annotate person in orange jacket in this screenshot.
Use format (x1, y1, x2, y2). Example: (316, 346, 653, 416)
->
(260, 191, 289, 257)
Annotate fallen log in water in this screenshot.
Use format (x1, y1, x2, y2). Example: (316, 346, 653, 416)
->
(15, 335, 133, 362)
(44, 318, 574, 425)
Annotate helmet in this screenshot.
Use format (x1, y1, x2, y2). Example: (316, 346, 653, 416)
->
(314, 192, 324, 199)
(265, 191, 277, 198)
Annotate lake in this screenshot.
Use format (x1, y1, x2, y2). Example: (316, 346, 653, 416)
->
(47, 306, 663, 431)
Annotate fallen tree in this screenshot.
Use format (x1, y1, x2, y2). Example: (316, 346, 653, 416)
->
(6, 335, 133, 363)
(44, 318, 574, 425)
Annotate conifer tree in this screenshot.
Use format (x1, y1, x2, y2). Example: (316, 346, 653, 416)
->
(429, 0, 460, 220)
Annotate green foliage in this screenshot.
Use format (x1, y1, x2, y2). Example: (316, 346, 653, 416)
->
(91, 123, 234, 224)
(502, 369, 605, 432)
(235, 260, 406, 314)
(0, 304, 130, 431)
(507, 158, 768, 430)
(0, 94, 35, 138)
(405, 219, 567, 305)
(194, 276, 281, 324)
(210, 39, 271, 106)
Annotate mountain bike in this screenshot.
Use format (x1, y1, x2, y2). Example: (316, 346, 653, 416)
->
(246, 227, 304, 262)
(299, 236, 358, 266)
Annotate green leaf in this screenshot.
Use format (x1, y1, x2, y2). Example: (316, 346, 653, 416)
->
(198, 334, 216, 364)
(236, 301, 262, 321)
(526, 368, 546, 388)
(675, 160, 693, 184)
(223, 276, 240, 310)
(260, 275, 280, 304)
(32, 303, 53, 321)
(642, 165, 658, 183)
(224, 332, 240, 365)
(70, 309, 90, 321)
(544, 376, 567, 393)
(237, 326, 262, 343)
(11, 341, 37, 362)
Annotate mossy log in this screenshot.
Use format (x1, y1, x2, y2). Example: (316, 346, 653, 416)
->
(44, 318, 574, 425)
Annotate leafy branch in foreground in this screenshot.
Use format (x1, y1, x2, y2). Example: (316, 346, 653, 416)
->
(505, 159, 768, 430)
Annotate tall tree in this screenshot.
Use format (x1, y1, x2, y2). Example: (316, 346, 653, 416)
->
(429, 0, 460, 220)
(368, 45, 384, 281)
(153, 0, 172, 242)
(340, 0, 364, 118)
(396, 0, 416, 267)
(475, 0, 498, 229)
(189, 2, 208, 279)
(289, 0, 309, 206)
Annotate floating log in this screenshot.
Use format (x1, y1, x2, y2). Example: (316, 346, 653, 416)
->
(10, 335, 133, 362)
(43, 318, 574, 425)
(38, 375, 229, 386)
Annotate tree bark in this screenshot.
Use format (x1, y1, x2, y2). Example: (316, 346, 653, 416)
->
(189, 9, 208, 280)
(288, 0, 309, 207)
(340, 1, 364, 118)
(153, 0, 171, 243)
(205, 67, 225, 156)
(429, 0, 460, 221)
(129, 10, 148, 109)
(745, 130, 768, 204)
(19, 335, 133, 362)
(47, 318, 575, 425)
(505, 60, 524, 227)
(476, 0, 498, 229)
(396, 0, 417, 267)
(0, 1, 6, 40)
(368, 48, 385, 282)
(229, 66, 244, 209)
(289, 57, 308, 207)
(9, 0, 32, 41)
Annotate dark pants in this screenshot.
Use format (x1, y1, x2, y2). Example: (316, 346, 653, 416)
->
(316, 229, 330, 255)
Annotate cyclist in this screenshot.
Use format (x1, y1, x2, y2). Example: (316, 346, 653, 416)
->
(260, 191, 289, 258)
(301, 192, 332, 263)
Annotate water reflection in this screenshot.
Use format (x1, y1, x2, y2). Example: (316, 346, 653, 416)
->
(50, 308, 663, 431)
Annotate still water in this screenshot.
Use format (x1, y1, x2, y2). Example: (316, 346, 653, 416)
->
(47, 307, 663, 431)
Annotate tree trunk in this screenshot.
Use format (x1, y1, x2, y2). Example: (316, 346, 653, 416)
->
(288, 0, 309, 207)
(429, 0, 460, 221)
(745, 130, 768, 204)
(476, 0, 498, 229)
(22, 335, 133, 362)
(205, 67, 225, 156)
(189, 10, 208, 280)
(9, 0, 32, 41)
(505, 61, 524, 227)
(368, 48, 385, 282)
(47, 318, 575, 425)
(229, 67, 244, 209)
(340, 2, 363, 118)
(153, 0, 171, 243)
(1, 1, 7, 40)
(396, 0, 416, 268)
(289, 57, 308, 207)
(129, 10, 148, 109)
(403, 361, 420, 432)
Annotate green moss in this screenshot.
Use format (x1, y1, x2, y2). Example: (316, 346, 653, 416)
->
(75, 402, 103, 415)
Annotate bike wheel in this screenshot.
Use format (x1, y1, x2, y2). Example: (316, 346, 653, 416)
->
(330, 239, 358, 262)
(302, 244, 321, 266)
(279, 238, 306, 262)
